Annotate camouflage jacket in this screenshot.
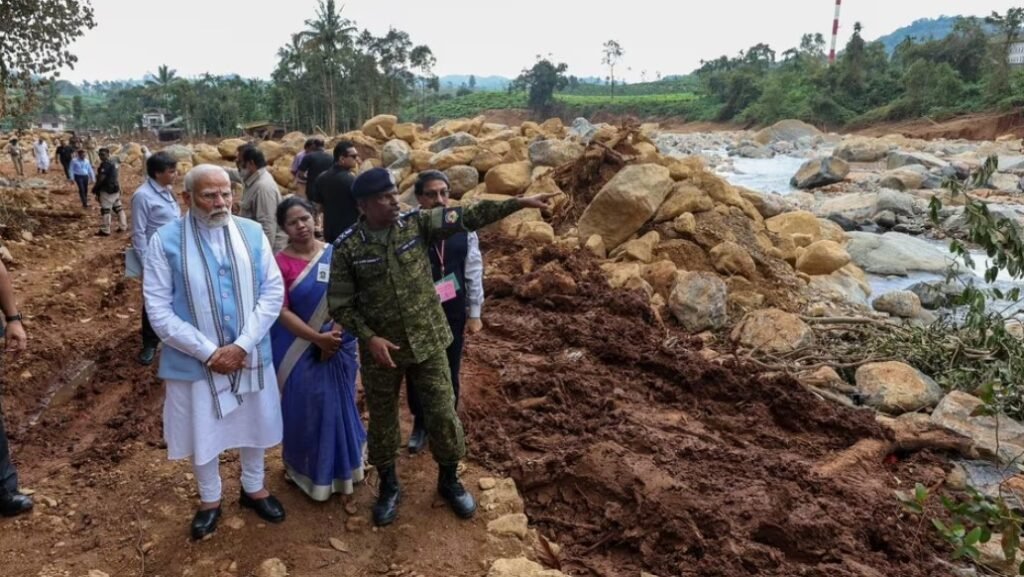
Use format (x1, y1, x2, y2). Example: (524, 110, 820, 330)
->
(328, 198, 522, 364)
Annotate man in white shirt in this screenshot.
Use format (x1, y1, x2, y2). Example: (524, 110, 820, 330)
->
(143, 164, 286, 540)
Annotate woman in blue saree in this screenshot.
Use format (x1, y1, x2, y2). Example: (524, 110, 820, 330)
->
(271, 197, 365, 501)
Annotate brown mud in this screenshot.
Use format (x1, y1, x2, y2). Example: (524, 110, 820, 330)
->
(463, 239, 952, 577)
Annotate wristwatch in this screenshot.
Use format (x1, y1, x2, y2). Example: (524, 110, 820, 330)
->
(5, 314, 23, 323)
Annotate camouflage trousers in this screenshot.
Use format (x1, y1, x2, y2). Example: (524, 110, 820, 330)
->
(361, 347, 465, 468)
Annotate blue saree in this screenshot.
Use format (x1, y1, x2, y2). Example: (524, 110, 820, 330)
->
(271, 245, 365, 501)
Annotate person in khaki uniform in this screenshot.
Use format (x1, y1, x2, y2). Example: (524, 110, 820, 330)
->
(94, 148, 126, 236)
(5, 139, 24, 177)
(327, 167, 556, 527)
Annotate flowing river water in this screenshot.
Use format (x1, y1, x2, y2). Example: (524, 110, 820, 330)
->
(714, 152, 1023, 312)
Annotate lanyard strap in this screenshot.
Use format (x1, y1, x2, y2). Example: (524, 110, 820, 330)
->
(434, 240, 445, 276)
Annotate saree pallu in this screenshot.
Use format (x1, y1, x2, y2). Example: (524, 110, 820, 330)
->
(271, 246, 365, 501)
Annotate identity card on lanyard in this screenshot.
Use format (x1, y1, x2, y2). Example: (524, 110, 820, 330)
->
(433, 240, 460, 303)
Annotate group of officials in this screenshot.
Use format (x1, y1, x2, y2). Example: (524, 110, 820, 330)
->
(0, 141, 555, 542)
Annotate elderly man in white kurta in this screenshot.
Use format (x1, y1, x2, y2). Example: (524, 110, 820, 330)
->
(143, 164, 286, 541)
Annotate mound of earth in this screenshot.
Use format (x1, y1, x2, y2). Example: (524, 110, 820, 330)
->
(463, 240, 950, 577)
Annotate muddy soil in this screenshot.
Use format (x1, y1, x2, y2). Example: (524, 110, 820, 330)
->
(463, 240, 953, 577)
(0, 154, 959, 577)
(0, 163, 531, 577)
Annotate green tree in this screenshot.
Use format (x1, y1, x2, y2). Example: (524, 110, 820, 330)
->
(468, 75, 476, 90)
(72, 94, 83, 122)
(985, 8, 1024, 102)
(602, 40, 624, 98)
(513, 58, 568, 117)
(300, 0, 357, 132)
(0, 0, 96, 119)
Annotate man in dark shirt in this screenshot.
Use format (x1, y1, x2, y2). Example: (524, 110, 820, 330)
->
(296, 138, 333, 198)
(55, 139, 74, 180)
(94, 148, 126, 236)
(311, 140, 361, 243)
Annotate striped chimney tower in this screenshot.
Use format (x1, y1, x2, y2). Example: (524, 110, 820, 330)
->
(829, 0, 842, 64)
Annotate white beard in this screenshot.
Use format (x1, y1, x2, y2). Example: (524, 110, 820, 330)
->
(191, 204, 230, 228)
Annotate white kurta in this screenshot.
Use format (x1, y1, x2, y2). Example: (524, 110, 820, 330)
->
(144, 217, 285, 466)
(33, 142, 49, 170)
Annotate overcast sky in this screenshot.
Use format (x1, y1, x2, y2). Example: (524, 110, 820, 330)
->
(61, 0, 1009, 83)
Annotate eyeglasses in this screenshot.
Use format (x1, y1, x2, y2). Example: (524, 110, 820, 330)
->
(196, 191, 233, 202)
(345, 153, 360, 159)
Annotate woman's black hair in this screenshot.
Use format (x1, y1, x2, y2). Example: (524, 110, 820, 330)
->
(276, 195, 315, 228)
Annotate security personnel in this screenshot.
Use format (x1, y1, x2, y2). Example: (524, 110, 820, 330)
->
(328, 168, 555, 526)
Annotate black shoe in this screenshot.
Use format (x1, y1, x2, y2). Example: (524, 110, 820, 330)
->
(190, 506, 221, 540)
(407, 421, 428, 455)
(95, 230, 110, 237)
(372, 464, 401, 527)
(138, 346, 156, 366)
(438, 463, 476, 519)
(0, 492, 33, 518)
(239, 490, 285, 524)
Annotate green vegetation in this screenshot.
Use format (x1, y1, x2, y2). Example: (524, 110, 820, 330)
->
(1, 0, 96, 121)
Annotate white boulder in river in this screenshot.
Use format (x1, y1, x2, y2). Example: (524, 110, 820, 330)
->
(845, 232, 957, 276)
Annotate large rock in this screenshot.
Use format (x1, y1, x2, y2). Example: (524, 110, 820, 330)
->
(710, 241, 756, 279)
(668, 272, 728, 332)
(568, 117, 598, 143)
(931, 391, 1024, 464)
(796, 240, 850, 275)
(879, 168, 928, 191)
(362, 114, 398, 140)
(431, 146, 480, 171)
(872, 290, 923, 318)
(445, 166, 480, 197)
(790, 157, 850, 190)
(217, 138, 247, 160)
(393, 122, 419, 144)
(382, 139, 412, 167)
(653, 183, 714, 222)
(731, 308, 814, 354)
(856, 362, 943, 415)
(876, 189, 919, 216)
(488, 557, 566, 577)
(766, 211, 846, 244)
(845, 232, 954, 275)
(258, 140, 286, 164)
(737, 186, 789, 219)
(485, 161, 532, 195)
(162, 144, 192, 163)
(988, 172, 1022, 192)
(754, 119, 822, 145)
(610, 231, 660, 263)
(577, 164, 673, 250)
(528, 139, 584, 167)
(191, 143, 221, 165)
(887, 151, 949, 171)
(430, 132, 478, 153)
(834, 138, 890, 162)
(908, 279, 966, 310)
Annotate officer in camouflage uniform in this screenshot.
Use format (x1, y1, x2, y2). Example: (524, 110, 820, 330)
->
(328, 167, 556, 526)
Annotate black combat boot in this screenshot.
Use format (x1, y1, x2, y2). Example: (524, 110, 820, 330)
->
(407, 418, 428, 455)
(437, 463, 476, 519)
(372, 464, 401, 527)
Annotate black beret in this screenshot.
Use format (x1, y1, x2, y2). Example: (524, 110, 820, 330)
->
(352, 167, 397, 200)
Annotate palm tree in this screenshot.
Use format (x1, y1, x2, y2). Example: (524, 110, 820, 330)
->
(300, 0, 356, 133)
(146, 64, 178, 110)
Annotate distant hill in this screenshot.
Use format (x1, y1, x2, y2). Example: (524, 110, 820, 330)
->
(872, 15, 995, 53)
(438, 75, 511, 92)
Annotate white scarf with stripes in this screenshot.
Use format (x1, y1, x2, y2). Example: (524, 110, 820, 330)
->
(181, 214, 266, 418)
